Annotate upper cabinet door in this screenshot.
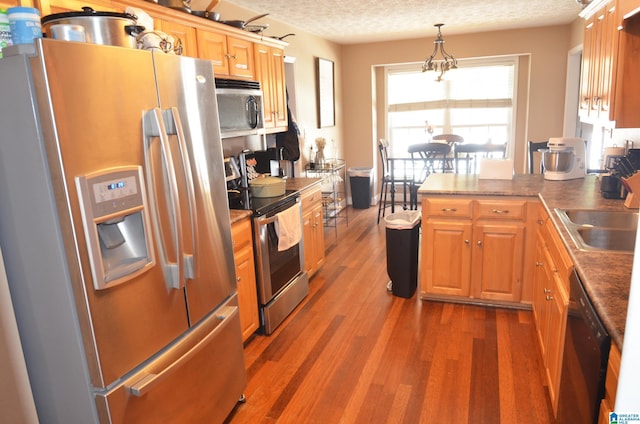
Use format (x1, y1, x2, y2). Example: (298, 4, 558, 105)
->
(156, 19, 198, 58)
(196, 29, 230, 76)
(226, 36, 255, 79)
(196, 30, 255, 79)
(270, 47, 288, 129)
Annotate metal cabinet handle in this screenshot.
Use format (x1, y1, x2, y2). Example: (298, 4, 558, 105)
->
(440, 208, 457, 212)
(543, 288, 550, 294)
(477, 240, 482, 247)
(545, 294, 554, 301)
(464, 239, 470, 245)
(537, 219, 544, 225)
(492, 209, 510, 214)
(536, 261, 542, 267)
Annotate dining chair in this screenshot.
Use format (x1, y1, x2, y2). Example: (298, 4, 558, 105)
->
(432, 134, 465, 146)
(377, 139, 413, 223)
(528, 141, 548, 174)
(431, 134, 463, 171)
(454, 143, 507, 174)
(407, 142, 451, 209)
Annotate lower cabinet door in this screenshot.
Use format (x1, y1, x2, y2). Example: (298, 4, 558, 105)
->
(472, 222, 525, 302)
(235, 245, 260, 342)
(422, 220, 472, 297)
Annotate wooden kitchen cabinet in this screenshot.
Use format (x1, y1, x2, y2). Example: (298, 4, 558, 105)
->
(254, 44, 288, 132)
(196, 29, 255, 79)
(155, 19, 198, 58)
(301, 183, 325, 277)
(598, 343, 621, 424)
(532, 204, 570, 416)
(618, 0, 640, 16)
(231, 217, 259, 342)
(421, 196, 533, 304)
(579, 0, 619, 122)
(580, 0, 640, 127)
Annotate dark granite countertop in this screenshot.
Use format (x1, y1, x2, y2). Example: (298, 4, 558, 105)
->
(418, 173, 633, 349)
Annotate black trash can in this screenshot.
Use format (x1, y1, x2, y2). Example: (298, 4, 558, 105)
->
(348, 167, 372, 209)
(384, 211, 421, 298)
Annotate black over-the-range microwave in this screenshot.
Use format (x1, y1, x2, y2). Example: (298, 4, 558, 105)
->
(215, 78, 264, 138)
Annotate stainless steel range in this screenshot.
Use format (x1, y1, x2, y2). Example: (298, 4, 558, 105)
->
(228, 152, 308, 335)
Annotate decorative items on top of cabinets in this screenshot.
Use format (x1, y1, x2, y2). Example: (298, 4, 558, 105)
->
(196, 29, 255, 79)
(255, 44, 288, 132)
(421, 196, 536, 304)
(301, 183, 325, 277)
(531, 204, 570, 416)
(231, 217, 259, 342)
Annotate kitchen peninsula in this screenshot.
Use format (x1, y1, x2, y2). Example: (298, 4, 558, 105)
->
(419, 172, 632, 418)
(418, 173, 631, 347)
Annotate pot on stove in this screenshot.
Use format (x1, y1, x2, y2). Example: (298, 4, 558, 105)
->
(249, 176, 286, 198)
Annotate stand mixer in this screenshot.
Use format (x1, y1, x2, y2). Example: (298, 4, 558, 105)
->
(542, 137, 586, 181)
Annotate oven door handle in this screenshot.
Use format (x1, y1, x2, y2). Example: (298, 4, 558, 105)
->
(256, 214, 279, 226)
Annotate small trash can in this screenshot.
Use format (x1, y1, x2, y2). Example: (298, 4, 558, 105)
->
(348, 167, 372, 209)
(384, 211, 421, 298)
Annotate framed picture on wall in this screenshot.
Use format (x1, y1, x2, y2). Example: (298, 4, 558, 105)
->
(316, 57, 335, 128)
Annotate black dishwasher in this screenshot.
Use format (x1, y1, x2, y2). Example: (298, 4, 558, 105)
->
(557, 270, 611, 424)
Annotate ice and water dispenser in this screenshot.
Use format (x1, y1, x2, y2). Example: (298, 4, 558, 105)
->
(76, 166, 155, 290)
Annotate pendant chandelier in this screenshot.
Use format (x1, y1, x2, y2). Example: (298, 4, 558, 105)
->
(422, 24, 457, 82)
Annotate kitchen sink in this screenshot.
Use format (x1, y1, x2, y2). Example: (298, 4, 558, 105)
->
(575, 227, 637, 252)
(561, 209, 638, 230)
(555, 208, 638, 253)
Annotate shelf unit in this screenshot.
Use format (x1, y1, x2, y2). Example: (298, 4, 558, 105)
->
(305, 159, 348, 238)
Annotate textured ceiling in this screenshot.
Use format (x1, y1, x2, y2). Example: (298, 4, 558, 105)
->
(217, 0, 584, 44)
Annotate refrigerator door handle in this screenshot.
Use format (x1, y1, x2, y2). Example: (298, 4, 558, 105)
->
(143, 108, 185, 289)
(162, 107, 196, 280)
(125, 304, 239, 397)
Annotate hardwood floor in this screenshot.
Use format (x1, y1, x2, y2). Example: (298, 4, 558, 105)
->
(227, 206, 556, 423)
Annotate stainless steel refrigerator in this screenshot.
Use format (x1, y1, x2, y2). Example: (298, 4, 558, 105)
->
(0, 39, 246, 423)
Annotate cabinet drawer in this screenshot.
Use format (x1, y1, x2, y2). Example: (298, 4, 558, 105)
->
(301, 184, 323, 212)
(543, 219, 573, 283)
(475, 200, 526, 221)
(424, 198, 473, 218)
(231, 218, 253, 253)
(537, 203, 550, 226)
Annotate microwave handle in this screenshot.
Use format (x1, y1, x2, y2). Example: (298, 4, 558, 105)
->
(247, 95, 259, 129)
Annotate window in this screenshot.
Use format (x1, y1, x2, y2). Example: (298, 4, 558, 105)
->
(385, 58, 517, 160)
